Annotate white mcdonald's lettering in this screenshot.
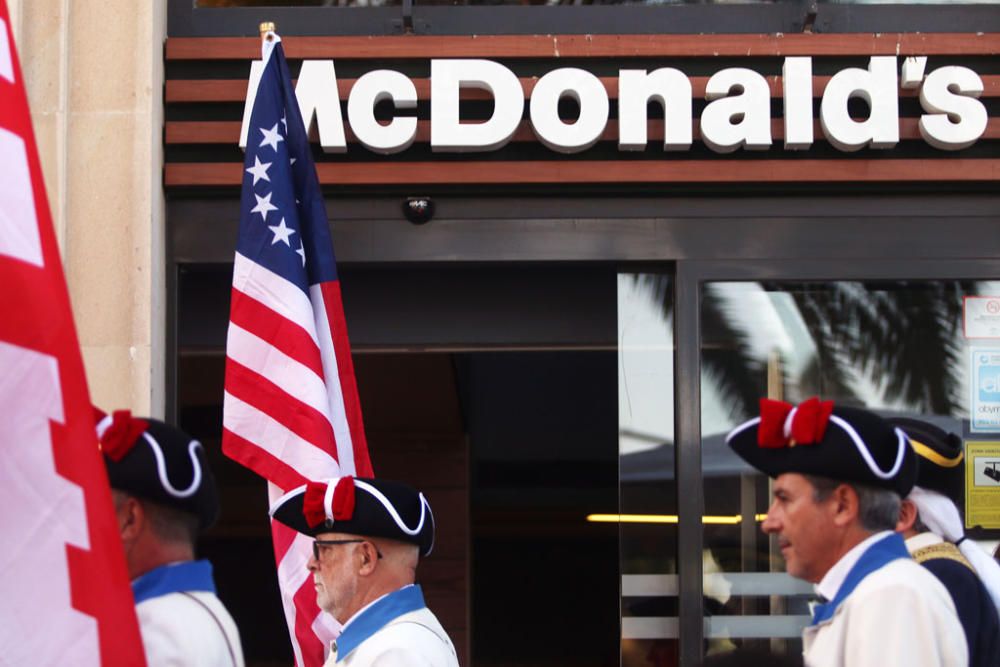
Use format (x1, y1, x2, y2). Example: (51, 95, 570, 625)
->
(430, 59, 523, 152)
(530, 67, 609, 153)
(820, 56, 900, 151)
(238, 57, 989, 154)
(919, 66, 989, 151)
(347, 69, 418, 154)
(700, 67, 773, 153)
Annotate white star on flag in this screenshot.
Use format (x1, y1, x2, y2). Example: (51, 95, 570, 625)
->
(246, 155, 272, 185)
(250, 192, 278, 221)
(259, 123, 285, 151)
(268, 218, 296, 247)
(295, 242, 306, 266)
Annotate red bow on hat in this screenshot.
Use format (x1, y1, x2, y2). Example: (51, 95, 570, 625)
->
(757, 397, 834, 448)
(303, 477, 357, 529)
(96, 408, 149, 462)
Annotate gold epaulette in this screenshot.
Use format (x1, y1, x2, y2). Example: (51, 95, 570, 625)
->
(912, 542, 974, 571)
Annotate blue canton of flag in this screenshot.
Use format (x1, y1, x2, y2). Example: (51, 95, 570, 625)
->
(238, 43, 336, 290)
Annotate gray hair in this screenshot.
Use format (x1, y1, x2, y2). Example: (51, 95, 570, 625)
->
(804, 475, 902, 532)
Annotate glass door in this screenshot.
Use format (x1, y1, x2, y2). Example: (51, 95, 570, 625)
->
(685, 261, 1000, 666)
(618, 273, 678, 667)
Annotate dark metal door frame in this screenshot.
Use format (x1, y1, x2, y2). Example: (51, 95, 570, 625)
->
(673, 257, 1000, 667)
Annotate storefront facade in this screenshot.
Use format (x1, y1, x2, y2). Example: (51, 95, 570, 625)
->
(159, 3, 1000, 666)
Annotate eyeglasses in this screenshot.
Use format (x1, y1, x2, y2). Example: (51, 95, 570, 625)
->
(312, 538, 383, 561)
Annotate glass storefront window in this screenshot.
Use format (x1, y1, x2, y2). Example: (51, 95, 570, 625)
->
(619, 273, 678, 667)
(700, 279, 1000, 660)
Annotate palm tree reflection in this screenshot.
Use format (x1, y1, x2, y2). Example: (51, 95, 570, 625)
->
(640, 276, 977, 418)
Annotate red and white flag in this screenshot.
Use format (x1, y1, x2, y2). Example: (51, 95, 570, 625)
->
(222, 34, 373, 667)
(0, 3, 146, 664)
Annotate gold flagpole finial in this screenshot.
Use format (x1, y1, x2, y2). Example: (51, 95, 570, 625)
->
(260, 22, 276, 41)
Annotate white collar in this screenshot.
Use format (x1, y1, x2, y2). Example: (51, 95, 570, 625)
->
(815, 530, 893, 602)
(905, 531, 943, 553)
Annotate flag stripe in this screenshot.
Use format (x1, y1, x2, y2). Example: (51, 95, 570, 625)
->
(230, 287, 325, 379)
(222, 427, 309, 493)
(223, 391, 337, 475)
(226, 322, 333, 425)
(272, 522, 311, 667)
(310, 284, 356, 476)
(225, 359, 338, 457)
(320, 281, 374, 477)
(232, 251, 319, 345)
(292, 578, 325, 666)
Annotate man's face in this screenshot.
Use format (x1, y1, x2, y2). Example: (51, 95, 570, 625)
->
(761, 473, 841, 583)
(306, 532, 363, 623)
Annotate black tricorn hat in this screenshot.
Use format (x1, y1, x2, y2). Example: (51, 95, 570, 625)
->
(727, 398, 917, 497)
(270, 476, 435, 557)
(887, 417, 964, 503)
(96, 409, 219, 530)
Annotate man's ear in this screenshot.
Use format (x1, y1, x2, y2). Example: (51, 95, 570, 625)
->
(357, 541, 380, 576)
(117, 496, 144, 544)
(830, 483, 860, 527)
(896, 498, 918, 534)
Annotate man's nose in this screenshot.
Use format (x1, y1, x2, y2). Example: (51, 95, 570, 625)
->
(306, 555, 319, 572)
(761, 510, 779, 534)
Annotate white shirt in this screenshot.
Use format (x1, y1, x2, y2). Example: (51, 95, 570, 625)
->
(323, 584, 457, 667)
(802, 533, 966, 667)
(814, 530, 893, 603)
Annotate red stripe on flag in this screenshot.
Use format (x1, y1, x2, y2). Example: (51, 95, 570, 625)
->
(230, 287, 325, 378)
(222, 428, 308, 492)
(320, 281, 373, 477)
(272, 516, 299, 563)
(225, 358, 338, 458)
(292, 575, 326, 666)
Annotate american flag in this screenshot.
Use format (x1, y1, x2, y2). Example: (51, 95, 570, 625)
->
(222, 34, 373, 667)
(0, 1, 146, 664)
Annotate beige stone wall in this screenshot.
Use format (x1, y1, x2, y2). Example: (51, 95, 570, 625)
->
(14, 0, 166, 416)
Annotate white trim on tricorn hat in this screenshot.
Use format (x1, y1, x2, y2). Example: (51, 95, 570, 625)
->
(98, 411, 206, 500)
(96, 408, 219, 529)
(829, 416, 909, 480)
(726, 398, 917, 496)
(140, 432, 205, 499)
(726, 412, 909, 481)
(269, 476, 436, 556)
(355, 479, 430, 537)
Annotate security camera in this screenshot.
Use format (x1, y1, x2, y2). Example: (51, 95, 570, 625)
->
(403, 197, 435, 225)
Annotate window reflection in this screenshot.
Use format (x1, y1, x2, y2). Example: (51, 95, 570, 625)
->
(619, 274, 678, 667)
(700, 280, 992, 660)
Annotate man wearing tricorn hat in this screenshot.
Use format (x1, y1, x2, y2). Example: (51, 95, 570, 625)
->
(97, 409, 244, 667)
(270, 476, 459, 666)
(727, 398, 966, 667)
(889, 417, 1000, 667)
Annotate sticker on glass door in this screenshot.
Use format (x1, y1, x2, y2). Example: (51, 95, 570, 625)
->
(971, 349, 1000, 433)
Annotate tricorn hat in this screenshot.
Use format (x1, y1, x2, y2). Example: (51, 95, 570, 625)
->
(727, 397, 917, 497)
(887, 417, 964, 503)
(270, 476, 435, 557)
(96, 409, 219, 530)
